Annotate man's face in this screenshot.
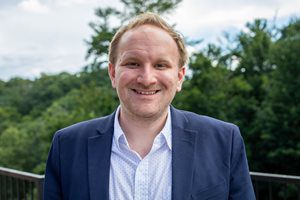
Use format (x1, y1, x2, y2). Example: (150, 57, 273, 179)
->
(108, 24, 185, 120)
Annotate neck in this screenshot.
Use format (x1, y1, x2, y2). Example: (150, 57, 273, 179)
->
(118, 107, 168, 158)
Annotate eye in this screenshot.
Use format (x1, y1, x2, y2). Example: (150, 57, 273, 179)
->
(155, 63, 167, 69)
(125, 62, 140, 68)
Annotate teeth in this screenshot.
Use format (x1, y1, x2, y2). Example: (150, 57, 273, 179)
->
(135, 90, 157, 95)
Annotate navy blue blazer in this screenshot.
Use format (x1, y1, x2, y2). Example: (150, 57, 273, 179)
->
(44, 107, 255, 200)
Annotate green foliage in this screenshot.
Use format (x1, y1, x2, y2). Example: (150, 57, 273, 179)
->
(253, 19, 300, 175)
(0, 78, 32, 111)
(0, 106, 21, 133)
(85, 7, 119, 69)
(235, 19, 273, 74)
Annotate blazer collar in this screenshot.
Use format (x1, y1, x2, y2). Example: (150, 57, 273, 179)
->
(170, 106, 197, 200)
(88, 111, 116, 200)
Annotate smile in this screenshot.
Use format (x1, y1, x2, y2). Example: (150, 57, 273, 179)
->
(133, 89, 159, 95)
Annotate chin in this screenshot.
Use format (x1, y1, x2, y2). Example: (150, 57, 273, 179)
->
(133, 107, 167, 119)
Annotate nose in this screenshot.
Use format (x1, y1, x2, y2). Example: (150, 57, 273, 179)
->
(136, 65, 157, 87)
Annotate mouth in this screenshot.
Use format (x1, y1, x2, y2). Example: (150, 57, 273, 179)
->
(132, 89, 160, 95)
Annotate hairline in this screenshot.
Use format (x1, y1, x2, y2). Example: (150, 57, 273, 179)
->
(115, 24, 182, 67)
(108, 13, 188, 68)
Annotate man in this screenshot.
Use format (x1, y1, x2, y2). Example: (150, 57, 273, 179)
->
(44, 12, 255, 200)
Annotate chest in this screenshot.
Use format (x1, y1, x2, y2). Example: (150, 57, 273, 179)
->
(109, 143, 172, 200)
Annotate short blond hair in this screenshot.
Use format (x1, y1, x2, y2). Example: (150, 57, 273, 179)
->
(108, 12, 188, 68)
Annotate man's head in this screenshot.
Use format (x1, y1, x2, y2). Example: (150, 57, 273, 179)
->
(108, 13, 186, 120)
(108, 12, 188, 68)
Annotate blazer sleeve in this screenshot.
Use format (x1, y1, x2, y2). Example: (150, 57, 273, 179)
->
(229, 125, 256, 200)
(43, 132, 63, 200)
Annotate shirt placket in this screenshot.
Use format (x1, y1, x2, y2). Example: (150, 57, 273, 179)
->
(134, 157, 149, 200)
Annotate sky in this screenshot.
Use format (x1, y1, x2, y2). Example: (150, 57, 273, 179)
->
(0, 0, 299, 81)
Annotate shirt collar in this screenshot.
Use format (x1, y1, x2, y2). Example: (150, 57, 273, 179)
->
(113, 106, 172, 151)
(161, 106, 172, 150)
(113, 106, 127, 151)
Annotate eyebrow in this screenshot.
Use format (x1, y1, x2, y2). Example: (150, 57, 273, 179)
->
(118, 50, 176, 66)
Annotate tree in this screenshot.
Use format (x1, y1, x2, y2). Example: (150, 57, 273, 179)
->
(0, 78, 32, 111)
(254, 19, 300, 175)
(0, 106, 21, 134)
(221, 19, 275, 167)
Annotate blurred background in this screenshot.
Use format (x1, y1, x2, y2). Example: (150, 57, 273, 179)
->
(0, 0, 299, 199)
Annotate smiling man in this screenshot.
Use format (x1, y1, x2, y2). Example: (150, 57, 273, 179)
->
(44, 13, 255, 200)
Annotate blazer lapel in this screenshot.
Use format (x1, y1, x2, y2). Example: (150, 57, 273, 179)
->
(171, 107, 197, 200)
(88, 113, 115, 200)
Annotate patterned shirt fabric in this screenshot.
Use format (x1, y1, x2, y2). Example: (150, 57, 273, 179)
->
(109, 106, 172, 200)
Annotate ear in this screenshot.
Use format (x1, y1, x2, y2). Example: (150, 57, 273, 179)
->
(176, 66, 185, 92)
(108, 62, 116, 88)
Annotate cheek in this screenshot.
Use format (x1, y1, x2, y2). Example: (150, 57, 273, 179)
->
(160, 72, 181, 91)
(115, 70, 136, 87)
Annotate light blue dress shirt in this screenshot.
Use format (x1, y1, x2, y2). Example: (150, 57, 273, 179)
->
(109, 107, 172, 200)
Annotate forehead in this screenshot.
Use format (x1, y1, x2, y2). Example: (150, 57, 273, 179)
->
(117, 24, 178, 55)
